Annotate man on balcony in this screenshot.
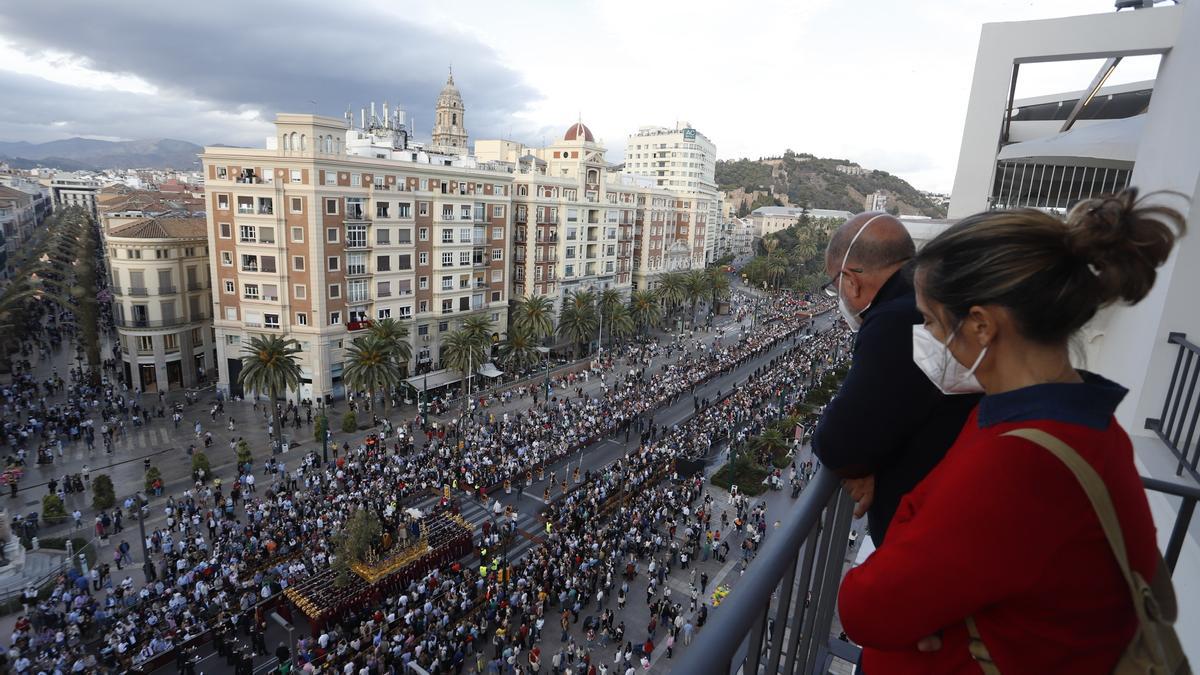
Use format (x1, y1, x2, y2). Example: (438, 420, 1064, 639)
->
(813, 212, 978, 546)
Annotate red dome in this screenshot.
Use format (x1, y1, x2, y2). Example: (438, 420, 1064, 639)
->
(564, 122, 594, 142)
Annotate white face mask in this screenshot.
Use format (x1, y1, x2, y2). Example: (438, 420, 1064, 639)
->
(836, 215, 885, 331)
(912, 324, 987, 395)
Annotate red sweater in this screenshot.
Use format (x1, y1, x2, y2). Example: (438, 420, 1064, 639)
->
(839, 379, 1159, 674)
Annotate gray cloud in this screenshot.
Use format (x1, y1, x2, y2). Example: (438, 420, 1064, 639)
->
(0, 1, 543, 145)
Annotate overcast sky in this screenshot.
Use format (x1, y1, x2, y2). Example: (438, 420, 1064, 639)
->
(0, 0, 1162, 192)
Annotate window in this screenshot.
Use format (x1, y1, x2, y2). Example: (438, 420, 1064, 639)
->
(292, 256, 305, 271)
(217, 166, 228, 179)
(399, 306, 412, 319)
(492, 248, 503, 261)
(296, 312, 308, 326)
(154, 249, 170, 259)
(260, 256, 276, 273)
(219, 222, 231, 239)
(376, 228, 390, 245)
(325, 198, 338, 215)
(192, 327, 204, 344)
(294, 284, 306, 299)
(441, 275, 453, 290)
(376, 255, 390, 272)
(237, 196, 254, 214)
(459, 227, 472, 243)
(329, 311, 341, 326)
(350, 173, 361, 187)
(326, 228, 339, 243)
(258, 197, 274, 215)
(243, 283, 259, 300)
(377, 281, 391, 297)
(290, 197, 303, 213)
(419, 252, 428, 265)
(461, 205, 472, 220)
(419, 276, 429, 290)
(324, 171, 337, 185)
(493, 204, 505, 218)
(492, 226, 503, 240)
(241, 254, 259, 272)
(347, 252, 367, 275)
(441, 252, 453, 267)
(376, 201, 389, 218)
(441, 299, 453, 315)
(217, 194, 229, 210)
(438, 321, 449, 332)
(397, 203, 411, 218)
(441, 204, 454, 220)
(346, 224, 367, 248)
(239, 225, 256, 243)
(398, 254, 411, 270)
(419, 300, 429, 313)
(290, 169, 301, 183)
(441, 228, 454, 243)
(328, 284, 341, 299)
(137, 336, 154, 351)
(264, 313, 280, 328)
(291, 226, 304, 242)
(377, 308, 392, 319)
(224, 280, 235, 294)
(327, 256, 340, 272)
(490, 269, 502, 282)
(418, 227, 429, 241)
(221, 251, 233, 266)
(258, 226, 275, 244)
(419, 202, 429, 216)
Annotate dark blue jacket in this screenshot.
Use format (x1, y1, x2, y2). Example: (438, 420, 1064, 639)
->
(814, 269, 979, 546)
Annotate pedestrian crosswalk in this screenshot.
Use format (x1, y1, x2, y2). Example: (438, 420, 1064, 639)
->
(410, 494, 544, 563)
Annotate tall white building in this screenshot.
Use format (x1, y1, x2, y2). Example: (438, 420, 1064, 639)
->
(623, 124, 721, 264)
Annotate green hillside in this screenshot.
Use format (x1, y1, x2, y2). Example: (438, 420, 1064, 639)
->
(717, 150, 946, 218)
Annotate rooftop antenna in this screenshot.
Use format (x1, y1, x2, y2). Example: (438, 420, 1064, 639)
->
(309, 100, 317, 115)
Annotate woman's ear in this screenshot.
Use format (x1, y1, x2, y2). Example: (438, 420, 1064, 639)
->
(965, 305, 998, 349)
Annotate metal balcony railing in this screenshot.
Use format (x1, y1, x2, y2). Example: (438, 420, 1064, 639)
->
(127, 287, 148, 296)
(115, 315, 206, 329)
(159, 285, 176, 294)
(674, 469, 861, 675)
(1143, 331, 1200, 570)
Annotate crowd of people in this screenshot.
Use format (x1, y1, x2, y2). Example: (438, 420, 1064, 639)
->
(0, 283, 854, 674)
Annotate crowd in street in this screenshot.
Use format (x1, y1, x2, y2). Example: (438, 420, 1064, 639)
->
(0, 286, 851, 674)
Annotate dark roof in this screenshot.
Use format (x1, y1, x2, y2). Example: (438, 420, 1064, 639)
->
(107, 217, 207, 240)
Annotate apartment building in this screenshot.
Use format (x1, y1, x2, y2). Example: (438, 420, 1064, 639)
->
(50, 173, 104, 217)
(623, 124, 719, 264)
(107, 217, 214, 391)
(201, 107, 512, 401)
(476, 123, 635, 307)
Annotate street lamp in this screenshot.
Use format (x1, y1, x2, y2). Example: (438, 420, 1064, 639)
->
(536, 345, 550, 402)
(421, 371, 429, 429)
(135, 491, 155, 583)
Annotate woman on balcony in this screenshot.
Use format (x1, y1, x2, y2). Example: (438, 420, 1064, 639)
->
(839, 189, 1186, 673)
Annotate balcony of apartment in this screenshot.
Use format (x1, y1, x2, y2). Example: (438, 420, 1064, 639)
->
(345, 207, 370, 222)
(115, 313, 207, 330)
(345, 265, 370, 278)
(158, 285, 177, 295)
(127, 287, 148, 297)
(345, 237, 371, 251)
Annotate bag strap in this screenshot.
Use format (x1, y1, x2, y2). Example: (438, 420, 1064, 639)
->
(964, 427, 1152, 675)
(1001, 429, 1141, 605)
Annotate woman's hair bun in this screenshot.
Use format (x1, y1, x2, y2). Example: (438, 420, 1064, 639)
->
(1066, 188, 1186, 306)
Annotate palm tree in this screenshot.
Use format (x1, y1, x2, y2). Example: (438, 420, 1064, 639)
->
(628, 289, 662, 337)
(751, 428, 790, 465)
(557, 290, 597, 357)
(498, 326, 541, 373)
(656, 272, 686, 322)
(368, 317, 412, 374)
(343, 334, 403, 418)
(684, 269, 710, 327)
(606, 303, 636, 348)
(461, 315, 494, 357)
(512, 295, 555, 340)
(440, 328, 486, 390)
(238, 335, 303, 454)
(766, 252, 789, 289)
(707, 268, 731, 314)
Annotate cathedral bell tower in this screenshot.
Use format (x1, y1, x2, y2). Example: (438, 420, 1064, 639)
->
(430, 68, 468, 154)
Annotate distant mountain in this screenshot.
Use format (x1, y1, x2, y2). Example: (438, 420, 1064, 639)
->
(717, 150, 946, 218)
(0, 137, 203, 170)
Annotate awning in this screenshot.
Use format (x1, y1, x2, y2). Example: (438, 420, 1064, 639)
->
(998, 114, 1144, 165)
(478, 362, 503, 378)
(405, 368, 462, 393)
